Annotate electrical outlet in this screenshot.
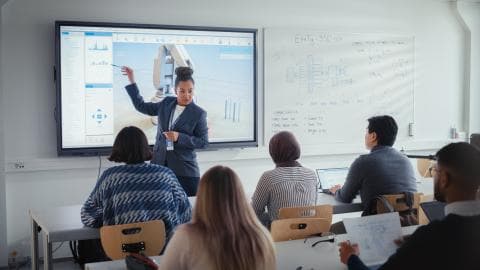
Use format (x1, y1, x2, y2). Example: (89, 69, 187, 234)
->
(13, 161, 25, 169)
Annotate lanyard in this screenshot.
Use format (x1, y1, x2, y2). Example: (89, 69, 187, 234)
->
(168, 106, 184, 130)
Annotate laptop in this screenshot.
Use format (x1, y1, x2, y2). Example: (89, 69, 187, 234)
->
(316, 168, 349, 193)
(420, 201, 446, 222)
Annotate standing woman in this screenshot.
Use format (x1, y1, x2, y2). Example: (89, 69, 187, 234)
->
(159, 165, 276, 270)
(122, 66, 208, 196)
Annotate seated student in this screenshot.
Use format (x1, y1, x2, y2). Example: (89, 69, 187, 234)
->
(329, 115, 417, 211)
(81, 126, 191, 239)
(159, 165, 276, 270)
(251, 131, 317, 227)
(339, 142, 480, 270)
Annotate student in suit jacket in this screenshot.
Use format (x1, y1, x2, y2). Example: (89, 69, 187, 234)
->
(122, 66, 208, 196)
(339, 142, 480, 270)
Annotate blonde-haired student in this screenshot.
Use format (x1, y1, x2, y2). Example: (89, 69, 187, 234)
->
(159, 165, 276, 270)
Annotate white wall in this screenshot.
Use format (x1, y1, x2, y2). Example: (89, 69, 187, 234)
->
(0, 2, 8, 267)
(457, 1, 480, 134)
(0, 0, 476, 264)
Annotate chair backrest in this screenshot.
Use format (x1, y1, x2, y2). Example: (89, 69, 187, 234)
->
(270, 217, 331, 242)
(417, 158, 435, 178)
(376, 193, 422, 213)
(100, 220, 165, 260)
(278, 205, 333, 224)
(374, 193, 422, 226)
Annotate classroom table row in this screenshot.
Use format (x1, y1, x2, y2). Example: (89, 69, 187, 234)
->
(30, 179, 433, 270)
(83, 225, 420, 270)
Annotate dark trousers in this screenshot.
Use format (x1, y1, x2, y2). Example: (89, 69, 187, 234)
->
(177, 176, 199, 196)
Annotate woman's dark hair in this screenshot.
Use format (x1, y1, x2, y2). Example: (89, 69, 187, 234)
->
(269, 131, 301, 167)
(108, 126, 152, 164)
(174, 66, 195, 87)
(367, 115, 398, 146)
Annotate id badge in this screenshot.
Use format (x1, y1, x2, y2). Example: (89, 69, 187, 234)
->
(166, 139, 174, 151)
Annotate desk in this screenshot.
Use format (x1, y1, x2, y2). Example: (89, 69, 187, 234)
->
(187, 192, 364, 214)
(275, 225, 419, 269)
(30, 205, 99, 270)
(85, 226, 419, 270)
(85, 256, 162, 270)
(29, 204, 362, 270)
(30, 198, 196, 270)
(324, 178, 433, 214)
(31, 179, 432, 270)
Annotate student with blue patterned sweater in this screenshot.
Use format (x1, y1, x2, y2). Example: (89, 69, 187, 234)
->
(81, 126, 191, 239)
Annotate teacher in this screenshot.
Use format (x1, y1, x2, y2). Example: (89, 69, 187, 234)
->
(122, 66, 208, 196)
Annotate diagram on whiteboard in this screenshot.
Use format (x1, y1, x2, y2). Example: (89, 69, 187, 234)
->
(265, 29, 415, 147)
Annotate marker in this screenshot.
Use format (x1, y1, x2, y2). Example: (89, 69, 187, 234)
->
(111, 64, 121, 68)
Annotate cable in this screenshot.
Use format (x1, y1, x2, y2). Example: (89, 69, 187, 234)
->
(69, 241, 78, 263)
(405, 154, 436, 160)
(97, 153, 102, 179)
(52, 241, 65, 254)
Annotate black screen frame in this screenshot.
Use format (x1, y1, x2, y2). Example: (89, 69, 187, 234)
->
(55, 20, 258, 156)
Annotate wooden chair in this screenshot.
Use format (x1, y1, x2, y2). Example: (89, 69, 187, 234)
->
(375, 193, 422, 226)
(417, 158, 435, 178)
(376, 193, 422, 213)
(270, 217, 331, 242)
(278, 205, 333, 224)
(100, 220, 166, 260)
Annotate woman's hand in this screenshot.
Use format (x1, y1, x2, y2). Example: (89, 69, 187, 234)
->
(121, 66, 135, 84)
(339, 241, 360, 264)
(163, 131, 179, 142)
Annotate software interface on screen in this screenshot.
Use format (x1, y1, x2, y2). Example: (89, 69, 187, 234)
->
(316, 168, 349, 190)
(59, 25, 255, 149)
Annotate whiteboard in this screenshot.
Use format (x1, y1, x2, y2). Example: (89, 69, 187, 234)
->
(264, 28, 415, 147)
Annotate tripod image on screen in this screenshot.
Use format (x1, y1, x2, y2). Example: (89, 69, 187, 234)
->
(151, 44, 195, 125)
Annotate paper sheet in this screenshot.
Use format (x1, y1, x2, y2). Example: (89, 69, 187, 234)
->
(343, 212, 402, 266)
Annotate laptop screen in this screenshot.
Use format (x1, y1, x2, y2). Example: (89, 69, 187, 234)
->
(420, 201, 446, 222)
(316, 168, 349, 190)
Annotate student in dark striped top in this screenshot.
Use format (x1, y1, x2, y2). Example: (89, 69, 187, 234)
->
(81, 126, 191, 239)
(252, 131, 318, 228)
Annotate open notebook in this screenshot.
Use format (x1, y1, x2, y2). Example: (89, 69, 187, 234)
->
(344, 212, 403, 268)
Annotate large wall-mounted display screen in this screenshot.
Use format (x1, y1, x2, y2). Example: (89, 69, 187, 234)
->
(55, 21, 257, 155)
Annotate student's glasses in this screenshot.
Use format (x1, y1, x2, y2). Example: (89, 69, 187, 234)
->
(303, 232, 336, 247)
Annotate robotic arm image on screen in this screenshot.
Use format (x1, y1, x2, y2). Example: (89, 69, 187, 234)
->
(151, 44, 195, 125)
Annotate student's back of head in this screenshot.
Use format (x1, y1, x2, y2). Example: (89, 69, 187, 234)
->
(193, 166, 276, 270)
(434, 142, 480, 202)
(269, 130, 301, 167)
(108, 126, 152, 164)
(367, 115, 398, 147)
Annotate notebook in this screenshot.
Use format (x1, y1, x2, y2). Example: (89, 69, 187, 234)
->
(344, 212, 402, 268)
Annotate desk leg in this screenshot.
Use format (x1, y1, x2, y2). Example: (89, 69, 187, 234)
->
(42, 233, 52, 270)
(31, 217, 39, 270)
